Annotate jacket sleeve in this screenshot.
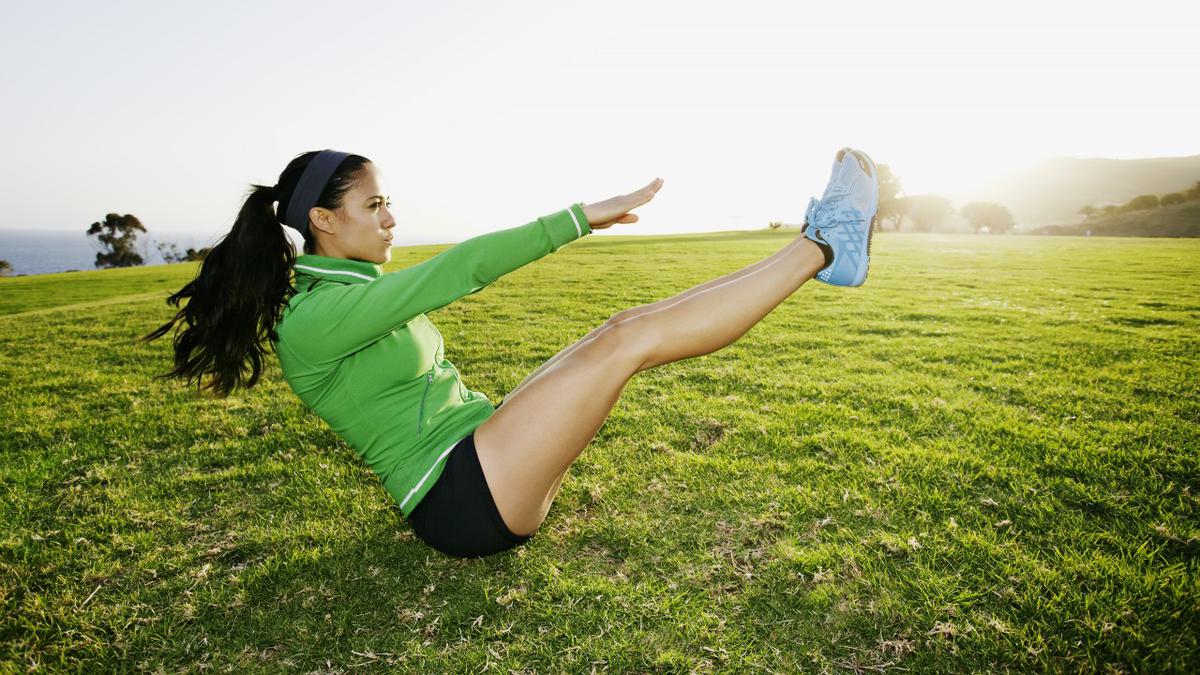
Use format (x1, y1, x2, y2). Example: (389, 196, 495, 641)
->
(282, 203, 591, 366)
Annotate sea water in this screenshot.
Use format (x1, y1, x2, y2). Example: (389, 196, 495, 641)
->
(0, 228, 221, 276)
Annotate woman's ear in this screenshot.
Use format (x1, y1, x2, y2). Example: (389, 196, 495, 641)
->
(309, 207, 336, 236)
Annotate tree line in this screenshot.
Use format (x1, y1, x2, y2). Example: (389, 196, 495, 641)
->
(84, 213, 211, 268)
(1077, 181, 1200, 219)
(1032, 180, 1200, 237)
(876, 165, 1015, 234)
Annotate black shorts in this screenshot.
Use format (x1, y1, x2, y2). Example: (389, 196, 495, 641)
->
(406, 421, 533, 558)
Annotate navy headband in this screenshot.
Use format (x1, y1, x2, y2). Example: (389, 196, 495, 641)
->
(283, 150, 351, 234)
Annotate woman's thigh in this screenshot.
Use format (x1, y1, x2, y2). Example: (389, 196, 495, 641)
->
(473, 320, 644, 536)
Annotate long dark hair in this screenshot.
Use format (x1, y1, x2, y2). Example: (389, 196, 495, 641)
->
(142, 150, 372, 397)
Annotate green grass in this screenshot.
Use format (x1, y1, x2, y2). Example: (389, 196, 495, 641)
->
(2, 231, 1197, 673)
(0, 264, 188, 316)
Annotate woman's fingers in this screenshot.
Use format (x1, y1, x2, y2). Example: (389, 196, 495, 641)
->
(580, 178, 664, 227)
(626, 178, 663, 206)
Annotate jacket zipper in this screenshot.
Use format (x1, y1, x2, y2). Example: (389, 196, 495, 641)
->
(443, 359, 469, 401)
(416, 365, 434, 437)
(429, 323, 469, 402)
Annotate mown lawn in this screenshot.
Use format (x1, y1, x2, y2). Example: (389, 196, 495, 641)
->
(1, 231, 1197, 673)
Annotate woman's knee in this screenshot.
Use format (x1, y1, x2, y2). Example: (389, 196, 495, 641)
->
(604, 307, 638, 328)
(608, 296, 676, 326)
(594, 315, 652, 372)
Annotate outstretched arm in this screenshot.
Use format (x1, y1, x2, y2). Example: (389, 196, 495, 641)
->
(280, 204, 591, 366)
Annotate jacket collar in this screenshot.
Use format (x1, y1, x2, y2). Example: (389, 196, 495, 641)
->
(293, 254, 381, 285)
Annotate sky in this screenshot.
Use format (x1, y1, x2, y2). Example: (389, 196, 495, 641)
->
(1, 0, 1197, 249)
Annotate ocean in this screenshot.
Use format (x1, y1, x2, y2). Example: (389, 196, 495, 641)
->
(0, 228, 233, 276)
(0, 229, 104, 276)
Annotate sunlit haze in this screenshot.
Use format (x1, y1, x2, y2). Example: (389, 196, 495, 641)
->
(1, 0, 1196, 249)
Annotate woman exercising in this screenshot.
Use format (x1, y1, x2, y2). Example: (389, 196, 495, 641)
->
(144, 148, 879, 559)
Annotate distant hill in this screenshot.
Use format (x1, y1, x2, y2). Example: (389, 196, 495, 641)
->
(1030, 201, 1200, 237)
(959, 154, 1200, 228)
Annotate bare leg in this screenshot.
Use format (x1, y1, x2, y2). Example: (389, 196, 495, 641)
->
(504, 235, 806, 400)
(474, 235, 827, 536)
(500, 235, 810, 506)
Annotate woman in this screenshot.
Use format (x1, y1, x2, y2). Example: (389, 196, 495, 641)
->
(144, 147, 878, 559)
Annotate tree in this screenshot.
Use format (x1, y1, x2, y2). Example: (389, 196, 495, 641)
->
(1185, 181, 1200, 201)
(960, 201, 1015, 234)
(156, 240, 184, 263)
(888, 195, 911, 231)
(0, 260, 11, 277)
(875, 163, 904, 232)
(905, 194, 956, 232)
(1121, 194, 1160, 212)
(767, 221, 783, 230)
(87, 213, 147, 268)
(882, 196, 911, 231)
(154, 240, 210, 263)
(1160, 192, 1186, 207)
(1078, 204, 1098, 219)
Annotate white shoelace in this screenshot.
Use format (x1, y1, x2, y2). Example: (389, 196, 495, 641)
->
(807, 187, 864, 230)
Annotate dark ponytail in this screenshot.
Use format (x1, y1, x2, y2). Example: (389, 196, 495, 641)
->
(142, 150, 371, 397)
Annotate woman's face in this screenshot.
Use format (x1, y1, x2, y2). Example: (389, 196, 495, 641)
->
(311, 162, 396, 264)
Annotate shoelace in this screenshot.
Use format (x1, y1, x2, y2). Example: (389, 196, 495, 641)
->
(807, 187, 864, 230)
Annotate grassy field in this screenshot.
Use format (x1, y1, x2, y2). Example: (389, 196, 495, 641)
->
(2, 231, 1197, 673)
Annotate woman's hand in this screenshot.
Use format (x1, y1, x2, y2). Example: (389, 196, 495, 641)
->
(581, 178, 664, 230)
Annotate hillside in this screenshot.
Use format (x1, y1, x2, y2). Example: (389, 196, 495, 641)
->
(1032, 201, 1200, 237)
(960, 154, 1200, 227)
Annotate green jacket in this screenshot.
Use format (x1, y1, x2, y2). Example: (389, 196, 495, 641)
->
(273, 204, 592, 517)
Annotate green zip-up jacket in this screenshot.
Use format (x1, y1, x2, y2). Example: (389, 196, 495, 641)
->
(273, 204, 591, 518)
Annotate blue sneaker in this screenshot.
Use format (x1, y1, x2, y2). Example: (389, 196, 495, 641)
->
(801, 148, 879, 287)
